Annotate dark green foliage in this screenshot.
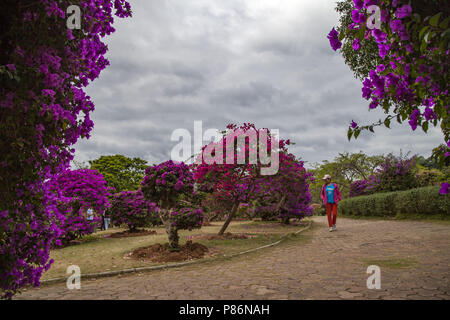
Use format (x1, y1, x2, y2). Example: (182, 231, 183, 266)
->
(339, 186, 450, 218)
(89, 155, 148, 192)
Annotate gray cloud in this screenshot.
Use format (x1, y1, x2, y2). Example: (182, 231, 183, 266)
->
(73, 0, 444, 169)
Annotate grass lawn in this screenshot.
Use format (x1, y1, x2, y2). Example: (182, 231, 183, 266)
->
(42, 220, 309, 280)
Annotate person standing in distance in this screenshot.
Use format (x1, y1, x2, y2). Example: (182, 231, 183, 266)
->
(320, 174, 342, 232)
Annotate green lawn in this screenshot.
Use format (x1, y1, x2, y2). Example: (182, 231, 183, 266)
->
(42, 220, 309, 280)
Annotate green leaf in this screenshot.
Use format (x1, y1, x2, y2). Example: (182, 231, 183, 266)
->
(419, 26, 429, 40)
(412, 13, 421, 23)
(384, 118, 391, 128)
(369, 126, 374, 133)
(440, 16, 450, 29)
(347, 128, 353, 141)
(420, 40, 428, 53)
(354, 130, 361, 139)
(429, 12, 442, 27)
(422, 121, 429, 133)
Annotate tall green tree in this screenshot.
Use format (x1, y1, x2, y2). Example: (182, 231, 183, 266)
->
(310, 151, 384, 201)
(89, 155, 147, 192)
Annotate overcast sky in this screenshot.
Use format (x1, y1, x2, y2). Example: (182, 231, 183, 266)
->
(73, 0, 443, 168)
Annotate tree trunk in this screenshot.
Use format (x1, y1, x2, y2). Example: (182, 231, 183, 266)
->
(276, 195, 287, 214)
(159, 208, 179, 250)
(218, 201, 239, 235)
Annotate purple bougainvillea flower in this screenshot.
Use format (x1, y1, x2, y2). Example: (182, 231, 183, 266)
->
(352, 38, 361, 51)
(395, 4, 412, 19)
(353, 0, 364, 10)
(439, 182, 449, 195)
(351, 120, 358, 128)
(327, 28, 342, 51)
(6, 64, 16, 71)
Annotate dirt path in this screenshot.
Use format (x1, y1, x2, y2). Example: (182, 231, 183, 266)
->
(15, 216, 450, 299)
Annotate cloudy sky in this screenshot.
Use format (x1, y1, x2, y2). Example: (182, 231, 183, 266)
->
(73, 0, 443, 168)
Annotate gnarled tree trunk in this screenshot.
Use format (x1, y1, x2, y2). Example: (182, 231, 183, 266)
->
(218, 201, 240, 235)
(159, 208, 179, 250)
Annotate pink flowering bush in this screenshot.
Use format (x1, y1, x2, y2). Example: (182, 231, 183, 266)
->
(110, 190, 160, 232)
(0, 1, 131, 298)
(141, 161, 202, 249)
(328, 0, 449, 192)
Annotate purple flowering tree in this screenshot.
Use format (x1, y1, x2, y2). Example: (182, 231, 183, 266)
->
(141, 161, 203, 250)
(110, 190, 160, 232)
(255, 152, 314, 224)
(328, 0, 449, 192)
(0, 1, 131, 298)
(46, 169, 112, 245)
(373, 154, 419, 192)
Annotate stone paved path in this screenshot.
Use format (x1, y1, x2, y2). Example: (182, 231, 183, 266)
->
(15, 217, 450, 299)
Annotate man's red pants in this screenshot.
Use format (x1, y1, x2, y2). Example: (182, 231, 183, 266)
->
(326, 203, 337, 227)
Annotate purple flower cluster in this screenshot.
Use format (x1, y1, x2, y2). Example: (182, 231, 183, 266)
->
(110, 190, 160, 231)
(374, 155, 418, 192)
(170, 208, 204, 231)
(349, 179, 377, 197)
(327, 28, 342, 51)
(141, 160, 195, 207)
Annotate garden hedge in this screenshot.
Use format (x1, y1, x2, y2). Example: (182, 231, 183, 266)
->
(339, 186, 450, 218)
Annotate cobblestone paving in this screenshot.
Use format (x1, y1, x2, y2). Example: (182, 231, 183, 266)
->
(15, 217, 450, 300)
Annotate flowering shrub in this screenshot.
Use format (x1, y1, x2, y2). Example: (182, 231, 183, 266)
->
(328, 0, 449, 179)
(0, 1, 131, 298)
(46, 169, 111, 244)
(255, 152, 314, 224)
(349, 179, 373, 197)
(374, 155, 419, 192)
(170, 208, 204, 231)
(110, 190, 160, 232)
(141, 160, 201, 249)
(251, 203, 279, 221)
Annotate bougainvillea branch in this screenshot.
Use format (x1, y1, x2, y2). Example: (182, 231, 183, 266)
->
(328, 0, 449, 171)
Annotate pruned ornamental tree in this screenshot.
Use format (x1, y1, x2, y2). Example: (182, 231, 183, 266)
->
(141, 161, 203, 250)
(193, 123, 284, 235)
